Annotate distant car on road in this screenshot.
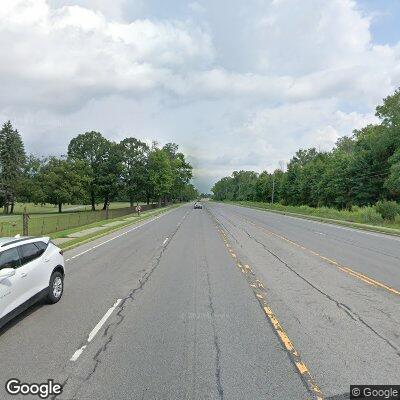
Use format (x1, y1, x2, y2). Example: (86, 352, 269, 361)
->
(0, 237, 65, 329)
(194, 202, 203, 209)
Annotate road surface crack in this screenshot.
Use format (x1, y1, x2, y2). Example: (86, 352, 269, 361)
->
(200, 217, 224, 400)
(56, 210, 190, 399)
(227, 206, 400, 263)
(240, 226, 400, 358)
(203, 256, 224, 400)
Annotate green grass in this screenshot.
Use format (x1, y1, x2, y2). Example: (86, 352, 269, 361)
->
(51, 207, 162, 239)
(0, 203, 157, 237)
(224, 200, 400, 235)
(57, 204, 181, 251)
(0, 202, 144, 218)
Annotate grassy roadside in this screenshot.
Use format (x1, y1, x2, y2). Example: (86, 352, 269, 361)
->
(0, 202, 145, 220)
(221, 200, 400, 237)
(53, 204, 182, 251)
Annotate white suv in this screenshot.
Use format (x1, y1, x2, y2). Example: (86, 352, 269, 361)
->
(0, 237, 65, 329)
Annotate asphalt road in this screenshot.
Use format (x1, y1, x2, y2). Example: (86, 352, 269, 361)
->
(0, 202, 399, 399)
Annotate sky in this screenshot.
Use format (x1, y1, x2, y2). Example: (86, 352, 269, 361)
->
(1, 1, 400, 192)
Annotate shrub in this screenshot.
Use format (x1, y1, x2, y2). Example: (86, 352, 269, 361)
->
(358, 206, 383, 224)
(375, 200, 399, 222)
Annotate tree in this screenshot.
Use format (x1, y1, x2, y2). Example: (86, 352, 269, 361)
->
(147, 148, 173, 206)
(16, 155, 46, 205)
(181, 184, 199, 201)
(211, 83, 400, 209)
(385, 149, 400, 197)
(120, 138, 149, 206)
(67, 131, 110, 211)
(232, 170, 258, 201)
(376, 89, 400, 200)
(255, 170, 284, 203)
(0, 121, 26, 214)
(351, 124, 393, 205)
(162, 143, 193, 201)
(319, 151, 353, 209)
(40, 158, 88, 213)
(376, 88, 400, 130)
(97, 141, 123, 210)
(212, 176, 234, 201)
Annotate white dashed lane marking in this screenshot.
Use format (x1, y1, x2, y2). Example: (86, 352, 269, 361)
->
(70, 299, 122, 362)
(65, 209, 176, 262)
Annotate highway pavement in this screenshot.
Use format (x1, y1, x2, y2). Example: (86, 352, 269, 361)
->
(0, 202, 399, 399)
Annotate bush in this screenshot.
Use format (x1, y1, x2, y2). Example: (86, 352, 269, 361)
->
(375, 200, 399, 221)
(358, 206, 383, 224)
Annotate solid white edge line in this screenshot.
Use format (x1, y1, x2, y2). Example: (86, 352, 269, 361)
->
(87, 299, 122, 343)
(229, 203, 400, 241)
(65, 207, 177, 262)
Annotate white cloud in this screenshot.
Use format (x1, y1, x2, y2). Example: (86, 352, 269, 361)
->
(0, 0, 214, 111)
(1, 0, 400, 192)
(255, 0, 372, 75)
(49, 0, 131, 20)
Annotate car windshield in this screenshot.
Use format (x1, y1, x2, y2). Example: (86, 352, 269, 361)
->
(1, 1, 399, 399)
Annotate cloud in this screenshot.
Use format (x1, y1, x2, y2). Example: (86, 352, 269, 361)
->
(0, 0, 214, 112)
(1, 0, 400, 193)
(49, 0, 133, 20)
(188, 99, 379, 188)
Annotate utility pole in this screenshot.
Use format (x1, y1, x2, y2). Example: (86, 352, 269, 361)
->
(23, 207, 29, 236)
(105, 202, 109, 219)
(271, 172, 275, 204)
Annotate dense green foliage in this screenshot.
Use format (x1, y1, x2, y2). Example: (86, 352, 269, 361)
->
(375, 200, 399, 221)
(0, 123, 198, 213)
(212, 88, 400, 216)
(0, 121, 26, 213)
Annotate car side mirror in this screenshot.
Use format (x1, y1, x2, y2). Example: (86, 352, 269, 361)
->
(0, 268, 16, 280)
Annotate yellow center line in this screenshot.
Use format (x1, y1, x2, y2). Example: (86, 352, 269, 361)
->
(213, 221, 325, 400)
(242, 216, 400, 297)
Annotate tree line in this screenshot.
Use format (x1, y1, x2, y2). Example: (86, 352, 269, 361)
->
(212, 87, 400, 210)
(0, 126, 198, 213)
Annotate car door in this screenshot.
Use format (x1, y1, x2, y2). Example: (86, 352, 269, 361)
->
(17, 243, 47, 303)
(0, 247, 22, 319)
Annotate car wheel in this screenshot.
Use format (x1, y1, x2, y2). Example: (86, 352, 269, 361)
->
(47, 271, 64, 304)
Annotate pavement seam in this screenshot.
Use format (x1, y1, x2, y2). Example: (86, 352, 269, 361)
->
(239, 225, 400, 358)
(234, 211, 400, 297)
(52, 209, 191, 400)
(205, 206, 325, 400)
(203, 255, 224, 400)
(200, 216, 225, 400)
(212, 207, 400, 358)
